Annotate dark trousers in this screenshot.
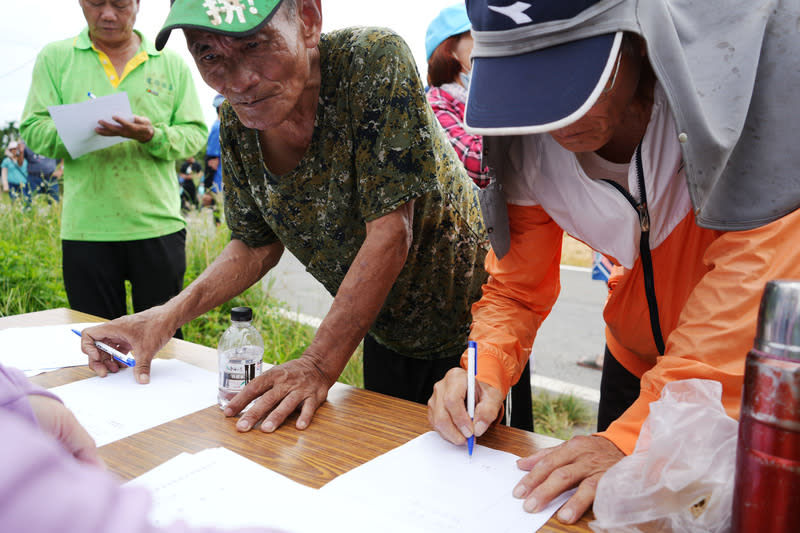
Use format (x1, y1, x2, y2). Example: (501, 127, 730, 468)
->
(597, 345, 641, 431)
(62, 230, 186, 338)
(362, 335, 534, 431)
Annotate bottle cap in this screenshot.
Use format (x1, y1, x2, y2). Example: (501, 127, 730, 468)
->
(754, 279, 800, 361)
(230, 306, 253, 322)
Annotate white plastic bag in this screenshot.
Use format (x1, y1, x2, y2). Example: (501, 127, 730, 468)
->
(590, 379, 738, 533)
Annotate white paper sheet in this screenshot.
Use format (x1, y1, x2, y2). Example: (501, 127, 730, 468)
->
(127, 433, 573, 533)
(320, 431, 574, 533)
(47, 92, 133, 158)
(127, 447, 388, 533)
(50, 359, 217, 446)
(0, 322, 100, 374)
(128, 447, 323, 531)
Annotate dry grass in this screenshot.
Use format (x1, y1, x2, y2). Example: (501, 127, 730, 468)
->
(561, 234, 593, 268)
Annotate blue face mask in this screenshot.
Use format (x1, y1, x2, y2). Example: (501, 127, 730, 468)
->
(459, 70, 472, 89)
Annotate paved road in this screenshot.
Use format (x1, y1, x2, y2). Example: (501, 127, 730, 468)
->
(263, 252, 607, 404)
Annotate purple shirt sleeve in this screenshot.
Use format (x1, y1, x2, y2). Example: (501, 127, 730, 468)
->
(0, 364, 280, 533)
(0, 364, 61, 425)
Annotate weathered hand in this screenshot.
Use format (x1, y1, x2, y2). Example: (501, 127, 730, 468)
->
(96, 114, 154, 143)
(223, 355, 333, 433)
(427, 366, 505, 445)
(80, 306, 176, 384)
(513, 435, 625, 523)
(27, 394, 105, 468)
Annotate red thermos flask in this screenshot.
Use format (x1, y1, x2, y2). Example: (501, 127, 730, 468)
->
(731, 280, 800, 532)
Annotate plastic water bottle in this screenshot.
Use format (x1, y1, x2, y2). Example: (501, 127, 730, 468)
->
(217, 306, 264, 409)
(731, 280, 800, 532)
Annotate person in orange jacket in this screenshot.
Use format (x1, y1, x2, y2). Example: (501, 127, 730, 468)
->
(427, 0, 800, 526)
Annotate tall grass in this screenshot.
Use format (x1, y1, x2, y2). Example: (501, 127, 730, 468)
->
(0, 196, 68, 315)
(532, 390, 594, 440)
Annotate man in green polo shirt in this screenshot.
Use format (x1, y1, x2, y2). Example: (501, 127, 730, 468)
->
(20, 0, 207, 333)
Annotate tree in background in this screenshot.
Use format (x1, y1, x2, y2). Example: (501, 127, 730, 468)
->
(1, 121, 20, 152)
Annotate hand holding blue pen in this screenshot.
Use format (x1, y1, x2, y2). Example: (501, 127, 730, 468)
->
(467, 340, 477, 457)
(72, 329, 136, 367)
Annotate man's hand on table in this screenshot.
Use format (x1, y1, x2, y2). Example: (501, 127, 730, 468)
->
(427, 366, 626, 524)
(513, 435, 624, 524)
(223, 353, 334, 433)
(28, 394, 105, 468)
(80, 306, 175, 384)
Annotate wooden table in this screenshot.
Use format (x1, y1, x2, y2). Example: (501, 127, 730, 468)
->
(2, 308, 594, 532)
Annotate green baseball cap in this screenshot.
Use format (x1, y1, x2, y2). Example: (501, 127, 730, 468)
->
(155, 0, 284, 51)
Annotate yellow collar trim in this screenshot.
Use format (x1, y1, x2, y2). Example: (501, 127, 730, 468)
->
(91, 45, 149, 88)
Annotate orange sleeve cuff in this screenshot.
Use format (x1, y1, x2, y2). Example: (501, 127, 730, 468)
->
(595, 388, 659, 455)
(460, 346, 513, 395)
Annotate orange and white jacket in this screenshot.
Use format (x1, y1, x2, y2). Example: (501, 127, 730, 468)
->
(469, 86, 800, 454)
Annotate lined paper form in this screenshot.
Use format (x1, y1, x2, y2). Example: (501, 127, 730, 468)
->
(50, 358, 217, 446)
(128, 433, 572, 532)
(320, 431, 573, 533)
(128, 448, 321, 531)
(128, 447, 387, 533)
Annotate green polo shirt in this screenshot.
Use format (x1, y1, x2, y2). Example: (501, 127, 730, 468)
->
(20, 28, 207, 241)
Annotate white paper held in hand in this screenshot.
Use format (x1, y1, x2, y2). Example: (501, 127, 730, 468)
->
(47, 92, 133, 158)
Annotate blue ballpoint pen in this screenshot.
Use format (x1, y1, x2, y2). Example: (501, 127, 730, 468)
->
(467, 340, 477, 457)
(87, 92, 97, 99)
(71, 328, 136, 367)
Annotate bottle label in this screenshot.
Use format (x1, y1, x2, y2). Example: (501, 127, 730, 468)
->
(221, 360, 262, 391)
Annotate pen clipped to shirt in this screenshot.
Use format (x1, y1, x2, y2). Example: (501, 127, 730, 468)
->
(87, 92, 97, 99)
(71, 328, 135, 367)
(467, 340, 477, 457)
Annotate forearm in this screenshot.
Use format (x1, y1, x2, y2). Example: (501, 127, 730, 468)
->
(20, 55, 70, 159)
(159, 239, 284, 332)
(145, 122, 207, 161)
(142, 60, 207, 161)
(470, 204, 564, 394)
(304, 208, 413, 383)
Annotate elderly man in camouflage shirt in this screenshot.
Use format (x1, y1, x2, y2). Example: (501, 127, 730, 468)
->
(80, 0, 534, 433)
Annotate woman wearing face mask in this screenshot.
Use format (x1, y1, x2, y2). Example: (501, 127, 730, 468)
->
(425, 4, 488, 188)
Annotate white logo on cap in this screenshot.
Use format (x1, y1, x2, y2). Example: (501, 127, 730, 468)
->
(204, 0, 257, 26)
(488, 1, 533, 24)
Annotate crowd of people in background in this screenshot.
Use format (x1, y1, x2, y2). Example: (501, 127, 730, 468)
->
(1, 139, 62, 205)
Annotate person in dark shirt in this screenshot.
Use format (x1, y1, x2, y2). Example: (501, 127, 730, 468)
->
(23, 145, 62, 202)
(178, 156, 202, 211)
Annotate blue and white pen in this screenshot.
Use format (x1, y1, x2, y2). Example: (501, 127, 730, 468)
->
(467, 340, 477, 457)
(71, 328, 135, 367)
(87, 92, 97, 99)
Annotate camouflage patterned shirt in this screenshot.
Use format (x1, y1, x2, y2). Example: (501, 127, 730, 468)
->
(220, 28, 488, 359)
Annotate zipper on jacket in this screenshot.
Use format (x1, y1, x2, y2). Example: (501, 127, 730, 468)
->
(602, 144, 666, 356)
